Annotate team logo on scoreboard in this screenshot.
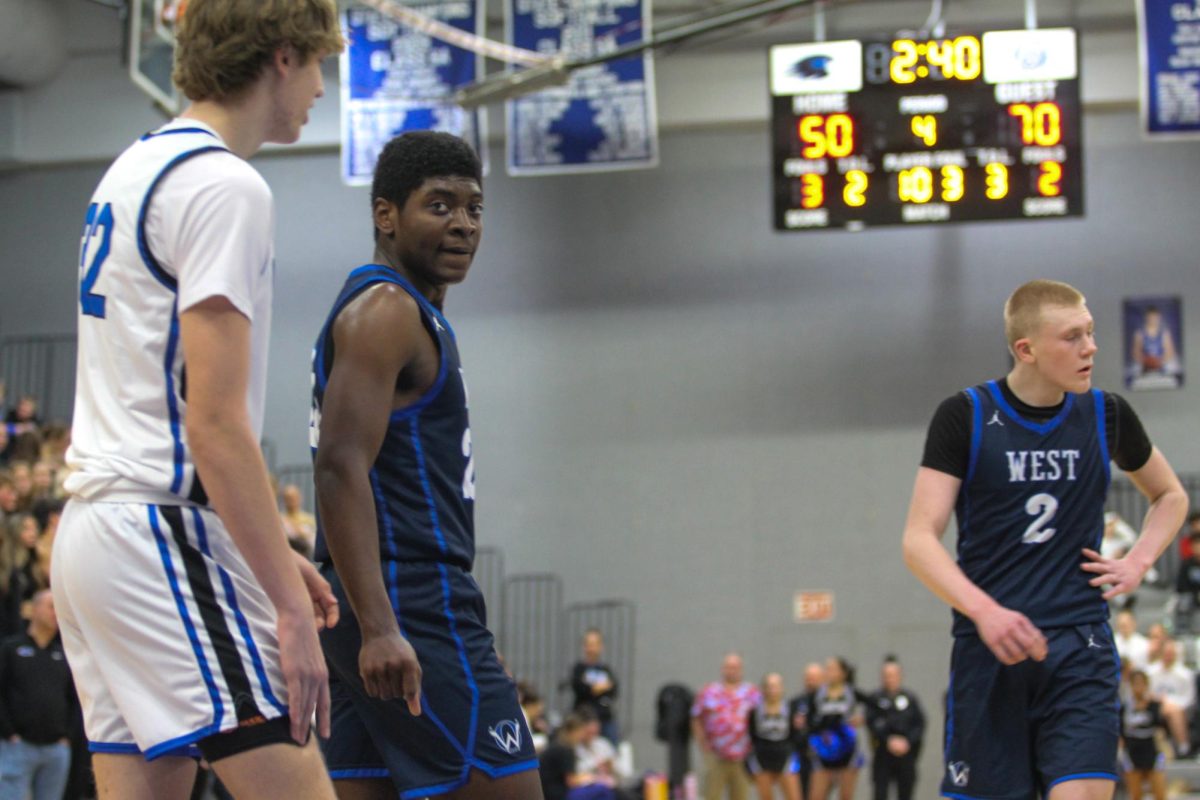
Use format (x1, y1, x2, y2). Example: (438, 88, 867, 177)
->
(769, 40, 863, 95)
(982, 28, 1077, 83)
(793, 55, 832, 78)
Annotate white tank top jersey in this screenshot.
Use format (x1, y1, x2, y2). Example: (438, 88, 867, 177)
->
(65, 119, 275, 505)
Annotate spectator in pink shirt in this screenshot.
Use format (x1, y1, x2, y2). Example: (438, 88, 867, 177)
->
(692, 652, 762, 800)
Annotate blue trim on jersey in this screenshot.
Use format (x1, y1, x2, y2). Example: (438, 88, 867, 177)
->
(386, 579, 469, 760)
(164, 305, 186, 494)
(148, 505, 224, 730)
(143, 724, 222, 761)
(411, 419, 449, 555)
(141, 127, 220, 141)
(190, 508, 287, 715)
(964, 388, 983, 484)
(985, 380, 1075, 434)
(944, 670, 954, 757)
(370, 469, 401, 562)
(942, 793, 984, 800)
(401, 772, 470, 800)
(1092, 389, 1111, 486)
(330, 769, 391, 780)
(136, 145, 228, 292)
(87, 742, 140, 754)
(438, 562, 481, 756)
(88, 740, 204, 759)
(470, 758, 540, 779)
(1107, 622, 1122, 712)
(1046, 772, 1118, 789)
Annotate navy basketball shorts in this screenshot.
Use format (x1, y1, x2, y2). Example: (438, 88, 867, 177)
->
(319, 561, 538, 797)
(942, 622, 1120, 800)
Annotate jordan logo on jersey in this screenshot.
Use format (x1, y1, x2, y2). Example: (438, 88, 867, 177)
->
(1005, 450, 1082, 482)
(488, 719, 524, 755)
(987, 410, 1004, 426)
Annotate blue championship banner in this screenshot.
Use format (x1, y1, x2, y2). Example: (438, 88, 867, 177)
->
(1137, 0, 1200, 136)
(341, 5, 486, 186)
(505, 0, 658, 175)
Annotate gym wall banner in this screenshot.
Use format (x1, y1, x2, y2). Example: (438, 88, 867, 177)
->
(1136, 0, 1200, 136)
(1123, 296, 1184, 391)
(505, 0, 659, 175)
(340, 4, 487, 186)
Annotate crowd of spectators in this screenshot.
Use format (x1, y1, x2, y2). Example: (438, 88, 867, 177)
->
(0, 384, 324, 799)
(687, 652, 925, 800)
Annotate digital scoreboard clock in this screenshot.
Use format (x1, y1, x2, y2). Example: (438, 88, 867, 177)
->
(770, 28, 1083, 231)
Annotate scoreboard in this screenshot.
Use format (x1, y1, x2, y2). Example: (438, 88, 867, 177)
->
(770, 28, 1083, 231)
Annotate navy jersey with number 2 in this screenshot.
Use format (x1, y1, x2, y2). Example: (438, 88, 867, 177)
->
(310, 264, 476, 570)
(952, 380, 1110, 637)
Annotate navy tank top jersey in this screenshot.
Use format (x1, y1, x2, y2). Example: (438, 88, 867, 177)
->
(952, 380, 1110, 637)
(311, 265, 475, 570)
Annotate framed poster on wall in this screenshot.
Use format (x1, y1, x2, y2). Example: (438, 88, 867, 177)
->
(1123, 296, 1184, 390)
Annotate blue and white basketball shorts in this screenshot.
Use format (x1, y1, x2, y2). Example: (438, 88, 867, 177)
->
(319, 561, 538, 797)
(51, 500, 289, 759)
(942, 623, 1120, 800)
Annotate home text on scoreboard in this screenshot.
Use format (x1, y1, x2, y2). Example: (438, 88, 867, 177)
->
(770, 28, 1083, 231)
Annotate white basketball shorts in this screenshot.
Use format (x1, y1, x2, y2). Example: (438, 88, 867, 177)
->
(51, 500, 289, 759)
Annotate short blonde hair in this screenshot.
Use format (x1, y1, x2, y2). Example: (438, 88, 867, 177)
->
(173, 0, 344, 102)
(1004, 279, 1086, 347)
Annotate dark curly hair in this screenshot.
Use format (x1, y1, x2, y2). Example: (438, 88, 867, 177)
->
(371, 131, 483, 211)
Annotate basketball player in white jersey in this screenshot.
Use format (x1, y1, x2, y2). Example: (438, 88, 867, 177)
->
(51, 2, 343, 798)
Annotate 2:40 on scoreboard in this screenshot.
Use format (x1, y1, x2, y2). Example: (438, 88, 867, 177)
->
(769, 28, 1083, 231)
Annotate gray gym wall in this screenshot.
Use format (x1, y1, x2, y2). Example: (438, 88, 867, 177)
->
(1, 1, 1198, 793)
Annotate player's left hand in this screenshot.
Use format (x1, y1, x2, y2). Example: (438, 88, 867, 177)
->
(1080, 547, 1147, 599)
(293, 552, 339, 630)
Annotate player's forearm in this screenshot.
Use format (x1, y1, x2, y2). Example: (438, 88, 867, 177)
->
(903, 525, 997, 621)
(1126, 488, 1189, 575)
(314, 454, 397, 638)
(187, 416, 309, 618)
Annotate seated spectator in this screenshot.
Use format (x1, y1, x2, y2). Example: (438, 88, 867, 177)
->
(5, 395, 41, 428)
(279, 483, 316, 558)
(37, 424, 70, 470)
(1175, 531, 1200, 634)
(0, 426, 9, 469)
(575, 707, 630, 786)
(517, 681, 550, 753)
(9, 463, 33, 513)
(1115, 609, 1151, 671)
(540, 712, 622, 800)
(30, 461, 55, 501)
(1146, 638, 1193, 754)
(1181, 512, 1200, 563)
(1146, 624, 1168, 668)
(0, 474, 16, 523)
(571, 628, 620, 744)
(1, 514, 50, 638)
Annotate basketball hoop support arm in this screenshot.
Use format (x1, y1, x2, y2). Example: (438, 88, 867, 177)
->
(454, 0, 817, 106)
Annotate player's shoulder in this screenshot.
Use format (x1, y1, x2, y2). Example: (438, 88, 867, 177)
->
(335, 279, 426, 339)
(166, 149, 272, 208)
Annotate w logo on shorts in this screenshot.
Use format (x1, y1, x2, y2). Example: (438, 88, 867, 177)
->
(488, 719, 523, 755)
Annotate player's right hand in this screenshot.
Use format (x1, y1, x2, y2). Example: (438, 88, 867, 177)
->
(974, 604, 1047, 665)
(360, 631, 423, 716)
(276, 609, 331, 743)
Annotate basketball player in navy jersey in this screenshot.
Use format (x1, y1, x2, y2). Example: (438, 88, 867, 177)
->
(902, 280, 1188, 800)
(311, 132, 542, 800)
